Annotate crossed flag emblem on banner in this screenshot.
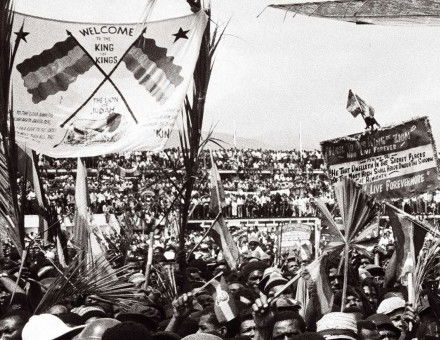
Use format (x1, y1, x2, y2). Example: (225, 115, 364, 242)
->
(16, 26, 185, 128)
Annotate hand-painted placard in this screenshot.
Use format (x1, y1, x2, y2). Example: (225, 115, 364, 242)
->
(321, 117, 439, 199)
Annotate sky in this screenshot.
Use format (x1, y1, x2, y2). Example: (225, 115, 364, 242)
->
(14, 0, 440, 149)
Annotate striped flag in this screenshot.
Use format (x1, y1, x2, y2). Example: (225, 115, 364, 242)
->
(208, 151, 239, 269)
(17, 145, 49, 239)
(16, 36, 95, 104)
(384, 204, 427, 286)
(307, 255, 333, 314)
(73, 158, 91, 265)
(122, 34, 183, 103)
(212, 276, 238, 323)
(295, 255, 333, 317)
(346, 89, 371, 117)
(209, 151, 226, 214)
(211, 215, 240, 270)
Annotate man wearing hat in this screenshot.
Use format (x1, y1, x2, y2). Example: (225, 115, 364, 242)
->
(74, 318, 120, 340)
(252, 293, 305, 340)
(317, 312, 358, 340)
(239, 261, 268, 294)
(367, 314, 401, 340)
(284, 255, 300, 280)
(376, 297, 418, 336)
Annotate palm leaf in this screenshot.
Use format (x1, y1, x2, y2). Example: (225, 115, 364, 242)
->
(333, 178, 378, 243)
(0, 0, 23, 253)
(176, 5, 227, 282)
(35, 255, 142, 313)
(413, 236, 440, 310)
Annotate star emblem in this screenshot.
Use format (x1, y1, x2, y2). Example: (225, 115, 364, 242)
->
(172, 27, 190, 43)
(14, 23, 29, 43)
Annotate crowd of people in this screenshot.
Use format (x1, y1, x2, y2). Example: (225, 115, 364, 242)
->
(22, 148, 440, 224)
(2, 147, 440, 340)
(22, 149, 331, 222)
(0, 213, 438, 340)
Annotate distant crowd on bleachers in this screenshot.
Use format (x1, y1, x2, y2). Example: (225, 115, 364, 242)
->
(21, 148, 440, 222)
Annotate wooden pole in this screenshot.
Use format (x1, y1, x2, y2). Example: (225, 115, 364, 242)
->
(407, 272, 414, 304)
(9, 248, 27, 305)
(144, 229, 155, 289)
(277, 222, 283, 266)
(314, 220, 321, 259)
(340, 243, 349, 312)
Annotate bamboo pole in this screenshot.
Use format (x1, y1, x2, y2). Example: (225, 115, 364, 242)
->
(9, 249, 27, 305)
(340, 243, 349, 312)
(144, 229, 155, 289)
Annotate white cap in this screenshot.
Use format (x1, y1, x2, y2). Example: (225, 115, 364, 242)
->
(376, 296, 406, 315)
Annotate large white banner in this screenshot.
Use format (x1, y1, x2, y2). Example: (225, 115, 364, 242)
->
(12, 11, 207, 157)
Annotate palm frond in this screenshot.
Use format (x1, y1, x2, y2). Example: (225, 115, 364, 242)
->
(149, 264, 178, 304)
(177, 7, 226, 280)
(0, 0, 23, 253)
(35, 255, 142, 314)
(414, 236, 440, 309)
(333, 178, 378, 242)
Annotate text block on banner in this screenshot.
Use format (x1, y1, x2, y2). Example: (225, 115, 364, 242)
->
(11, 11, 207, 158)
(280, 223, 314, 254)
(321, 117, 440, 200)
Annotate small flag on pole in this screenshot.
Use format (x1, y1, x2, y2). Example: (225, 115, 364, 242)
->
(208, 151, 239, 270)
(73, 158, 91, 264)
(346, 89, 371, 117)
(209, 151, 226, 214)
(384, 204, 427, 285)
(212, 276, 238, 323)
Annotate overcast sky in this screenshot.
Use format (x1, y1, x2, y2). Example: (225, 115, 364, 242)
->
(15, 0, 440, 149)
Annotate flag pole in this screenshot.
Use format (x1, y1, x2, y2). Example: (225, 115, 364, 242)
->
(193, 270, 224, 294)
(210, 150, 222, 209)
(407, 221, 416, 305)
(384, 202, 437, 236)
(9, 248, 27, 305)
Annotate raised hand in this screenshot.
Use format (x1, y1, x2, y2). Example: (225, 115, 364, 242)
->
(172, 292, 194, 319)
(252, 293, 275, 340)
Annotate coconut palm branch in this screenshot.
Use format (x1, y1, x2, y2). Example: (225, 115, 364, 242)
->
(176, 3, 227, 283)
(0, 0, 25, 253)
(35, 255, 142, 313)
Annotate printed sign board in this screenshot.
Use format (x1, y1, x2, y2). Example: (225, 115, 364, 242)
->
(280, 223, 313, 253)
